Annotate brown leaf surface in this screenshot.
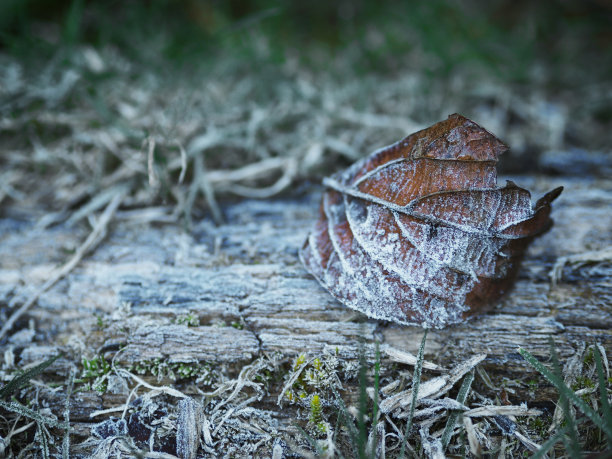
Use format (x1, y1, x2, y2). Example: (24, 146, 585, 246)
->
(300, 114, 563, 328)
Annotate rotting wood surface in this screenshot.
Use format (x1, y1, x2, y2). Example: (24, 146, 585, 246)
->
(1, 175, 611, 431)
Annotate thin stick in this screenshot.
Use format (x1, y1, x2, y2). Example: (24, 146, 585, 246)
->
(441, 369, 474, 450)
(89, 405, 128, 419)
(116, 369, 188, 399)
(0, 190, 125, 341)
(399, 329, 428, 458)
(62, 367, 75, 459)
(5, 420, 35, 443)
(175, 140, 187, 184)
(147, 137, 159, 187)
(195, 153, 224, 225)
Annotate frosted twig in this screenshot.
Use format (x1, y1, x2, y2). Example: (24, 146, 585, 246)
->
(136, 452, 180, 459)
(550, 245, 612, 286)
(195, 152, 224, 225)
(115, 369, 188, 399)
(383, 345, 444, 371)
(211, 407, 236, 437)
(464, 405, 541, 417)
(514, 431, 542, 453)
(89, 406, 127, 419)
(121, 382, 143, 420)
(90, 369, 189, 419)
(5, 421, 36, 443)
(146, 137, 159, 188)
(205, 157, 288, 184)
(66, 184, 129, 226)
(380, 354, 486, 415)
(0, 190, 125, 341)
(0, 400, 69, 429)
(0, 171, 24, 205)
(227, 157, 298, 198)
(463, 416, 481, 457)
(62, 368, 75, 459)
(209, 359, 266, 414)
(175, 140, 187, 184)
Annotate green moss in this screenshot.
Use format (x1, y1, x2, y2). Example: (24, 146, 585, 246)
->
(309, 394, 322, 424)
(525, 415, 552, 438)
(173, 313, 199, 327)
(315, 422, 328, 435)
(254, 368, 273, 387)
(76, 355, 111, 393)
(526, 379, 539, 393)
(95, 314, 107, 329)
(307, 393, 329, 436)
(293, 354, 306, 371)
(131, 358, 215, 384)
(583, 348, 595, 366)
(284, 350, 362, 442)
(285, 354, 328, 402)
(572, 376, 596, 391)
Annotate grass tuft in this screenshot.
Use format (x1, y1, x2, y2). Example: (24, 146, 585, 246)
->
(519, 341, 612, 456)
(0, 354, 62, 400)
(441, 368, 474, 450)
(399, 329, 428, 458)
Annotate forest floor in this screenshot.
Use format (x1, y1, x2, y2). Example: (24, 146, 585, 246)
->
(1, 10, 612, 457)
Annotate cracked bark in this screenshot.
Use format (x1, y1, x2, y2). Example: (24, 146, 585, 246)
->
(1, 175, 611, 431)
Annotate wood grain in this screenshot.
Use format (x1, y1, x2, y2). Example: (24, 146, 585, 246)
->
(1, 175, 610, 431)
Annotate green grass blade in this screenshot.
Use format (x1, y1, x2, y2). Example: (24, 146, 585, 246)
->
(518, 347, 612, 439)
(399, 329, 428, 458)
(62, 0, 84, 44)
(332, 385, 360, 454)
(548, 338, 581, 457)
(38, 422, 50, 459)
(0, 400, 70, 429)
(295, 424, 325, 456)
(62, 368, 75, 459)
(531, 426, 570, 459)
(441, 368, 474, 450)
(594, 345, 612, 443)
(370, 341, 380, 457)
(358, 342, 367, 458)
(0, 354, 61, 400)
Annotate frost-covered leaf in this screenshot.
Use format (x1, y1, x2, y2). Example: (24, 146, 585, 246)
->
(300, 114, 562, 328)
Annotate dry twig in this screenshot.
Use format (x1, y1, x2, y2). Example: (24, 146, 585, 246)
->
(0, 190, 125, 340)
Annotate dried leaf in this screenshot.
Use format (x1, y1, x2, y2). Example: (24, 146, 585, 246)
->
(379, 354, 486, 415)
(383, 345, 444, 371)
(300, 114, 562, 328)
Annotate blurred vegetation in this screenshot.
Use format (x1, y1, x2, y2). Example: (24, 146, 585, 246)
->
(0, 0, 610, 213)
(1, 0, 610, 85)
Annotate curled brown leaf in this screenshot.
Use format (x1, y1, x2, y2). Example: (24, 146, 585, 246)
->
(300, 114, 562, 328)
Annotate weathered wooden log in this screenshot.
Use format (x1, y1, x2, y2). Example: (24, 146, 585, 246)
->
(1, 175, 611, 446)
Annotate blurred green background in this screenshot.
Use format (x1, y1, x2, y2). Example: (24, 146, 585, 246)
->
(1, 0, 610, 86)
(1, 0, 610, 214)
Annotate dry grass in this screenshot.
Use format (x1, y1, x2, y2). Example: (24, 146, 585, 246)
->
(0, 16, 610, 457)
(1, 40, 607, 223)
(1, 334, 609, 457)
